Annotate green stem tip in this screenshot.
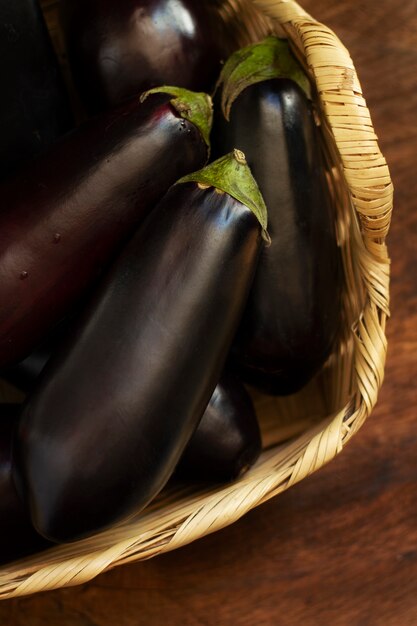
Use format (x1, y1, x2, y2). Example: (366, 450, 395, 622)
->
(217, 36, 312, 120)
(177, 149, 269, 242)
(140, 86, 213, 152)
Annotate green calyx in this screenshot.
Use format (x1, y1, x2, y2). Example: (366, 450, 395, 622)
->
(140, 86, 213, 151)
(177, 150, 269, 242)
(217, 36, 312, 120)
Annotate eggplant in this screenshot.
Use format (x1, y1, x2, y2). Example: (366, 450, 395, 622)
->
(0, 404, 50, 564)
(14, 151, 267, 542)
(212, 38, 343, 395)
(6, 339, 262, 483)
(60, 0, 233, 113)
(0, 0, 72, 179)
(176, 371, 261, 483)
(4, 333, 262, 483)
(2, 348, 50, 395)
(0, 87, 212, 370)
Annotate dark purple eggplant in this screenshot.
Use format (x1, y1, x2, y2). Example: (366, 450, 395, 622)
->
(0, 87, 212, 370)
(0, 404, 50, 564)
(212, 38, 343, 396)
(0, 0, 72, 179)
(60, 0, 233, 113)
(6, 339, 262, 483)
(176, 371, 261, 483)
(14, 151, 267, 542)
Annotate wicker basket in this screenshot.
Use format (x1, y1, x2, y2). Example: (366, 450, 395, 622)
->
(0, 0, 392, 599)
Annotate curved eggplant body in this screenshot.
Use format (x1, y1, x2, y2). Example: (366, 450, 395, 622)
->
(61, 0, 228, 112)
(5, 349, 261, 482)
(6, 346, 261, 484)
(15, 182, 263, 542)
(0, 93, 207, 370)
(212, 80, 342, 395)
(0, 405, 50, 564)
(0, 0, 72, 179)
(6, 347, 262, 483)
(177, 371, 261, 483)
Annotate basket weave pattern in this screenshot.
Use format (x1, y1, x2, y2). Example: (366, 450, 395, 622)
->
(0, 0, 393, 598)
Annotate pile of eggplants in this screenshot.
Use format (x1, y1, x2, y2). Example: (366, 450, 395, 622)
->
(0, 10, 343, 561)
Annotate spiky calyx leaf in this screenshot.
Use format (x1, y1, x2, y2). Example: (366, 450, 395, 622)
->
(178, 149, 269, 242)
(217, 36, 311, 120)
(140, 86, 213, 151)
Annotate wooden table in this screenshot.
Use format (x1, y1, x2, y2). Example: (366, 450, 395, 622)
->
(1, 0, 416, 623)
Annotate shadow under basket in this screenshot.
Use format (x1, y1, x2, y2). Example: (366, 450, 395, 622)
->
(0, 0, 393, 599)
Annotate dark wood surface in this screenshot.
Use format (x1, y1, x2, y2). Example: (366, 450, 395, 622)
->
(1, 0, 416, 623)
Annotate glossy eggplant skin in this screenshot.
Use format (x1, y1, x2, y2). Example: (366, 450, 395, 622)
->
(176, 371, 261, 483)
(0, 0, 72, 179)
(61, 0, 228, 113)
(0, 93, 208, 370)
(212, 80, 342, 395)
(7, 348, 262, 483)
(15, 182, 263, 542)
(0, 405, 50, 564)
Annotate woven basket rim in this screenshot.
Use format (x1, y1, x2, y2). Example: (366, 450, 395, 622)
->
(0, 0, 393, 599)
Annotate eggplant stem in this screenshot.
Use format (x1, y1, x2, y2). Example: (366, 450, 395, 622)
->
(217, 36, 312, 120)
(177, 151, 269, 237)
(140, 86, 213, 152)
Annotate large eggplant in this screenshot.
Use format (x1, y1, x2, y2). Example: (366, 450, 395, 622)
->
(0, 405, 50, 564)
(176, 371, 262, 483)
(0, 0, 72, 179)
(5, 341, 262, 483)
(14, 151, 268, 542)
(0, 87, 211, 370)
(212, 38, 343, 395)
(60, 0, 232, 113)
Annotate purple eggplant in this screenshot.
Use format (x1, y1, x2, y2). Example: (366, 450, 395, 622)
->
(0, 87, 212, 370)
(0, 0, 72, 179)
(60, 0, 233, 113)
(212, 38, 343, 395)
(176, 371, 261, 483)
(0, 404, 50, 564)
(14, 151, 268, 542)
(5, 342, 262, 483)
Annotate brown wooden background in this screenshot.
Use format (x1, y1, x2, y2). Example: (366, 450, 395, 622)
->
(1, 0, 416, 623)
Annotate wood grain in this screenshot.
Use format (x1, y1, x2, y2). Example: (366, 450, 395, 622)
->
(1, 0, 416, 623)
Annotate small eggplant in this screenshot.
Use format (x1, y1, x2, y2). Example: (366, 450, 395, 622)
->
(176, 371, 261, 483)
(212, 38, 343, 395)
(0, 0, 72, 179)
(60, 0, 232, 113)
(14, 150, 268, 542)
(0, 87, 211, 370)
(0, 405, 50, 564)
